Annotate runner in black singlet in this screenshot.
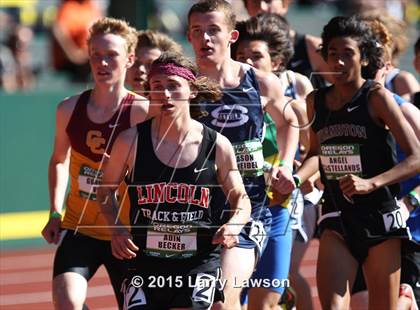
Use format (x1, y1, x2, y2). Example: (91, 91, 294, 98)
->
(98, 52, 252, 309)
(290, 16, 420, 309)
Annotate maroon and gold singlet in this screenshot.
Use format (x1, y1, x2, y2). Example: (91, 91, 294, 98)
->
(62, 90, 135, 240)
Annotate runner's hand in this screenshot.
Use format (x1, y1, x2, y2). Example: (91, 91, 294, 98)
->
(300, 179, 314, 195)
(212, 224, 239, 249)
(111, 229, 139, 260)
(271, 166, 295, 195)
(41, 218, 62, 244)
(339, 174, 375, 197)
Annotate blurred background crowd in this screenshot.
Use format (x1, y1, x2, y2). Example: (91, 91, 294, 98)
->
(0, 0, 418, 93)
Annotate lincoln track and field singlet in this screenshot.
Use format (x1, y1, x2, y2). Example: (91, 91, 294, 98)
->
(127, 119, 221, 274)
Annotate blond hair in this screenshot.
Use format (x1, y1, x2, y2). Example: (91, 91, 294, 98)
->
(88, 17, 138, 54)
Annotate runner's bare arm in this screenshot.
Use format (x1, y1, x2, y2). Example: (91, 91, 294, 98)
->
(294, 91, 321, 185)
(212, 133, 251, 248)
(340, 87, 420, 196)
(290, 98, 310, 160)
(42, 96, 77, 243)
(295, 72, 314, 99)
(97, 127, 138, 259)
(399, 101, 420, 140)
(258, 70, 299, 193)
(306, 35, 334, 84)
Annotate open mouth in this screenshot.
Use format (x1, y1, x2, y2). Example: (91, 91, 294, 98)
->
(200, 47, 214, 56)
(161, 103, 175, 111)
(97, 71, 111, 77)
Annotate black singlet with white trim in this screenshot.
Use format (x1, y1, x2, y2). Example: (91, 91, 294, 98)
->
(312, 80, 399, 211)
(127, 119, 221, 274)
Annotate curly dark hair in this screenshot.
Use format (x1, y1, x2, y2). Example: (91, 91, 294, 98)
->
(232, 13, 293, 72)
(147, 52, 222, 118)
(320, 15, 384, 80)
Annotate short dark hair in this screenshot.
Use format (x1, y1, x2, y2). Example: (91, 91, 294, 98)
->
(320, 15, 384, 80)
(188, 0, 236, 30)
(232, 13, 293, 72)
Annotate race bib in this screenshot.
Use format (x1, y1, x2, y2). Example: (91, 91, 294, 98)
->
(249, 220, 267, 253)
(320, 144, 362, 180)
(123, 282, 147, 309)
(382, 208, 406, 233)
(233, 139, 264, 177)
(192, 273, 217, 304)
(145, 227, 197, 259)
(288, 189, 305, 230)
(78, 164, 103, 200)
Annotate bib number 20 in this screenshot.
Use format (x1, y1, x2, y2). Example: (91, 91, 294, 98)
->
(382, 209, 406, 232)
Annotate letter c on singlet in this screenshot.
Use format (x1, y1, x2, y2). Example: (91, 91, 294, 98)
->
(86, 130, 106, 154)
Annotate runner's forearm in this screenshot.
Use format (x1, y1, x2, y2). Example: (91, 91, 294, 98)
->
(296, 156, 319, 183)
(48, 158, 69, 214)
(97, 186, 126, 231)
(226, 188, 252, 232)
(276, 122, 300, 167)
(370, 154, 420, 189)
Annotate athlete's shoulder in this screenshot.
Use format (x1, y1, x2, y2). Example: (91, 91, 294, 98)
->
(368, 83, 399, 113)
(56, 92, 84, 114)
(294, 72, 311, 85)
(367, 83, 389, 101)
(214, 130, 230, 146)
(252, 66, 281, 89)
(294, 72, 313, 97)
(129, 91, 150, 126)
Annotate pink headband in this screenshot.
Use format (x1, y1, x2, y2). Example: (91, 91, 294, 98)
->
(148, 63, 196, 82)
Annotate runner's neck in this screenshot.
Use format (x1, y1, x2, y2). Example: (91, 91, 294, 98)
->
(90, 84, 128, 111)
(153, 114, 195, 145)
(198, 58, 241, 88)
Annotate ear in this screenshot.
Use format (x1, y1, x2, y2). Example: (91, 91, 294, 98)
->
(271, 58, 283, 71)
(229, 29, 239, 45)
(361, 59, 369, 67)
(189, 88, 198, 99)
(126, 52, 135, 68)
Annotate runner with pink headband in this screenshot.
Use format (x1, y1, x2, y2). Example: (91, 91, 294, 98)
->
(148, 62, 197, 82)
(98, 51, 252, 309)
